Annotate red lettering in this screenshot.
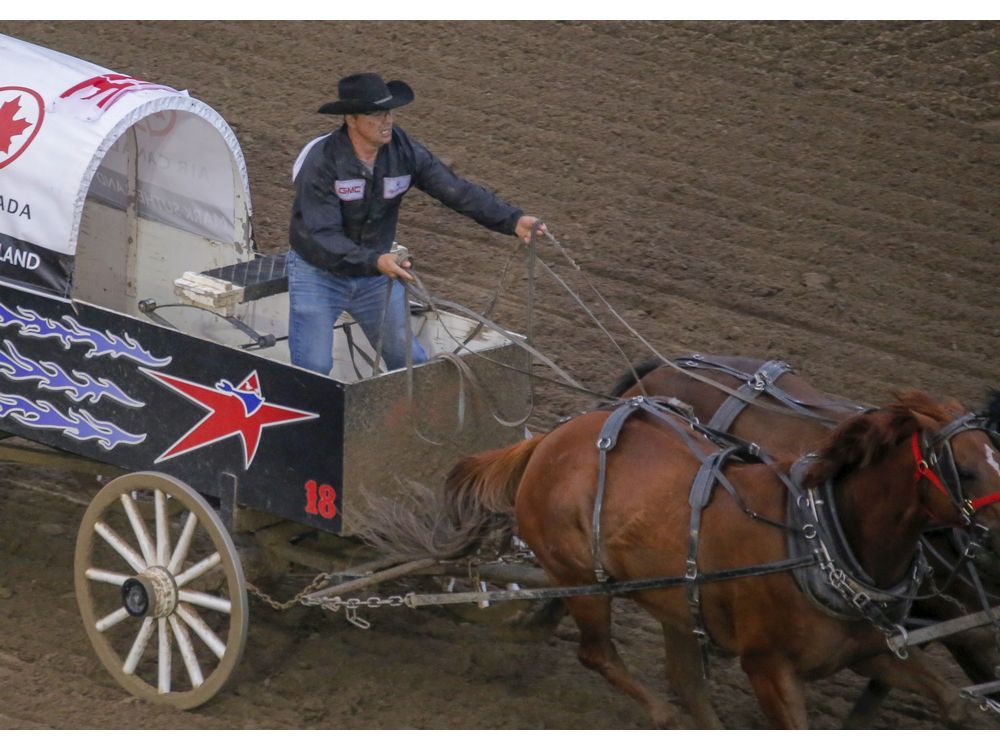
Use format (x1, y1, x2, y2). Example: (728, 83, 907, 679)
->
(304, 480, 337, 519)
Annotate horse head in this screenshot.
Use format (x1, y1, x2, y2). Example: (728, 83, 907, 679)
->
(805, 390, 1000, 541)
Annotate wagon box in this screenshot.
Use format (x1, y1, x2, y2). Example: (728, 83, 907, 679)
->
(0, 33, 529, 535)
(0, 32, 533, 708)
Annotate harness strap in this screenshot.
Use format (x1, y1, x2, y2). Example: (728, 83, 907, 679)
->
(677, 354, 859, 428)
(592, 402, 642, 581)
(685, 446, 744, 678)
(706, 360, 794, 432)
(972, 492, 1000, 511)
(591, 396, 731, 582)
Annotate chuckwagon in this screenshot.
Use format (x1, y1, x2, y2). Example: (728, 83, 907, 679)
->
(0, 33, 534, 708)
(2, 33, 998, 726)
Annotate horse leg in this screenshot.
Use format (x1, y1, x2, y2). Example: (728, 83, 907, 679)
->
(660, 624, 723, 728)
(848, 651, 970, 728)
(842, 679, 891, 729)
(518, 599, 567, 635)
(741, 653, 809, 728)
(566, 596, 677, 728)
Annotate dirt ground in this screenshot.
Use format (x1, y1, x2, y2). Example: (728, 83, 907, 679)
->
(0, 20, 998, 730)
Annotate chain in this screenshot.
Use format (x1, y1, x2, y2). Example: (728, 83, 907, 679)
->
(245, 569, 342, 611)
(959, 682, 1000, 715)
(301, 593, 411, 629)
(814, 542, 912, 659)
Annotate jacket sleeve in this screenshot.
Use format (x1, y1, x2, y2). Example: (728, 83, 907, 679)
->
(289, 148, 382, 276)
(410, 139, 523, 235)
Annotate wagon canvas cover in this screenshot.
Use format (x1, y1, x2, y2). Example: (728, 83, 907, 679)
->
(0, 34, 249, 296)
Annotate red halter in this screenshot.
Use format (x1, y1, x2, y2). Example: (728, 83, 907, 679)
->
(911, 433, 1000, 519)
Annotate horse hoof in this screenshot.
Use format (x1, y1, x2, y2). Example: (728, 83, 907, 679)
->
(650, 704, 679, 729)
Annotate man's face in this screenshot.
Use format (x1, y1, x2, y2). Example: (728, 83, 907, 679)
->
(347, 110, 395, 148)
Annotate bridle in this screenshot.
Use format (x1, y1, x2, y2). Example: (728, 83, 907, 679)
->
(913, 413, 1000, 526)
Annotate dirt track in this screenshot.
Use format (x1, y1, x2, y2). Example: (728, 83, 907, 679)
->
(0, 20, 998, 729)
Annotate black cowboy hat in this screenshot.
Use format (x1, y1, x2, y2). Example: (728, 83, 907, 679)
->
(318, 73, 414, 115)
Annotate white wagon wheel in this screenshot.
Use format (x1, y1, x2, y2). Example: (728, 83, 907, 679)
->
(74, 472, 248, 709)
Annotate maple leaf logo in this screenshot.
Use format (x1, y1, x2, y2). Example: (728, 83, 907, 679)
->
(0, 97, 32, 155)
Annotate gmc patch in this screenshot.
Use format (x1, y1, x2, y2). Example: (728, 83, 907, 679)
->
(334, 179, 365, 201)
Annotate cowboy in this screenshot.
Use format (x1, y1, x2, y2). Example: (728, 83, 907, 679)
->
(288, 72, 545, 376)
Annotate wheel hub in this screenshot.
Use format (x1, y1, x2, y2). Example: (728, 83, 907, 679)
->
(121, 566, 177, 618)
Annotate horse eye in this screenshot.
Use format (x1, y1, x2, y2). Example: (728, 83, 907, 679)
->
(957, 468, 978, 482)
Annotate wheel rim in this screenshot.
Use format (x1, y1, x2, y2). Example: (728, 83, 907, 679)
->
(74, 472, 248, 709)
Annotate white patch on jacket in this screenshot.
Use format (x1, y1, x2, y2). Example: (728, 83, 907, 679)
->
(334, 179, 366, 201)
(383, 175, 411, 200)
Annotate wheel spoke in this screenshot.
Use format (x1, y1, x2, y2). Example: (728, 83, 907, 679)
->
(157, 618, 171, 694)
(95, 522, 146, 573)
(95, 607, 130, 633)
(174, 552, 222, 588)
(121, 493, 156, 566)
(168, 511, 198, 575)
(77, 473, 248, 708)
(176, 603, 226, 660)
(155, 489, 171, 567)
(169, 614, 205, 688)
(178, 589, 231, 614)
(85, 568, 129, 586)
(123, 617, 156, 674)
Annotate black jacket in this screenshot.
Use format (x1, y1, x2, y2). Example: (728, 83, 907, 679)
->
(289, 125, 524, 276)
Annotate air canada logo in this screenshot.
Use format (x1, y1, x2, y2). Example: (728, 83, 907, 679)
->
(143, 369, 319, 469)
(61, 73, 177, 109)
(58, 74, 178, 122)
(0, 87, 44, 170)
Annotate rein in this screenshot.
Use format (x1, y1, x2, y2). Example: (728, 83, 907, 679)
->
(912, 426, 1000, 524)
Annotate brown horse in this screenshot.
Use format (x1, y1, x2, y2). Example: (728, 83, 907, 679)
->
(612, 356, 1000, 715)
(446, 391, 1000, 728)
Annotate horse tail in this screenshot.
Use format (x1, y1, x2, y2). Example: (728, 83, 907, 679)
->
(607, 356, 666, 398)
(446, 435, 545, 517)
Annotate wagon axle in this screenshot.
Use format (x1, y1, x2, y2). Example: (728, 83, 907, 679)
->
(122, 567, 178, 619)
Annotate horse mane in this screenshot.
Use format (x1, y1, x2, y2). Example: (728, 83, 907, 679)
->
(801, 389, 956, 488)
(608, 356, 665, 398)
(983, 388, 1000, 429)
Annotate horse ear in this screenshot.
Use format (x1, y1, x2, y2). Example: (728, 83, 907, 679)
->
(801, 413, 878, 487)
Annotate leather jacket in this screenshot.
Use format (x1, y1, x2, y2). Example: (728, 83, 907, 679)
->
(289, 125, 523, 276)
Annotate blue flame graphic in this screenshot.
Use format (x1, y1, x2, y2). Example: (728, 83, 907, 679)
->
(0, 341, 144, 408)
(0, 302, 171, 367)
(0, 392, 146, 450)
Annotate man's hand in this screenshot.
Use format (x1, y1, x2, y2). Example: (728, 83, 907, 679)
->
(515, 215, 547, 244)
(376, 252, 414, 282)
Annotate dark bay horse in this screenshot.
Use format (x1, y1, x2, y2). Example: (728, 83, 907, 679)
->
(446, 391, 1000, 728)
(612, 356, 1000, 709)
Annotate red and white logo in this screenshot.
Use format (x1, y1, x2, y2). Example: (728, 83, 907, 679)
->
(0, 87, 44, 170)
(58, 74, 177, 120)
(142, 368, 319, 470)
(334, 179, 365, 201)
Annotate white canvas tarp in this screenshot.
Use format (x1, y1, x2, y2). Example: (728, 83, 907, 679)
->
(0, 34, 251, 295)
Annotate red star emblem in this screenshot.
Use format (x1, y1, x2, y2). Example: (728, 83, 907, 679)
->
(143, 369, 319, 469)
(0, 97, 32, 154)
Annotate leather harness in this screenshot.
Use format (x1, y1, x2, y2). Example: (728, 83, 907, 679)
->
(588, 388, 999, 668)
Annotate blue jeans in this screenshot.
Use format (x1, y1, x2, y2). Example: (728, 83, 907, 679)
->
(287, 250, 428, 376)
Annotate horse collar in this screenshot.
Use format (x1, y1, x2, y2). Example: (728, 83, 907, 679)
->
(786, 457, 927, 630)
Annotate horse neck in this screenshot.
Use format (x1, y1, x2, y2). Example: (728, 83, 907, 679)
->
(833, 445, 927, 588)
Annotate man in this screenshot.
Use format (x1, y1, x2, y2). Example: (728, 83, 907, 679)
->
(288, 72, 545, 376)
